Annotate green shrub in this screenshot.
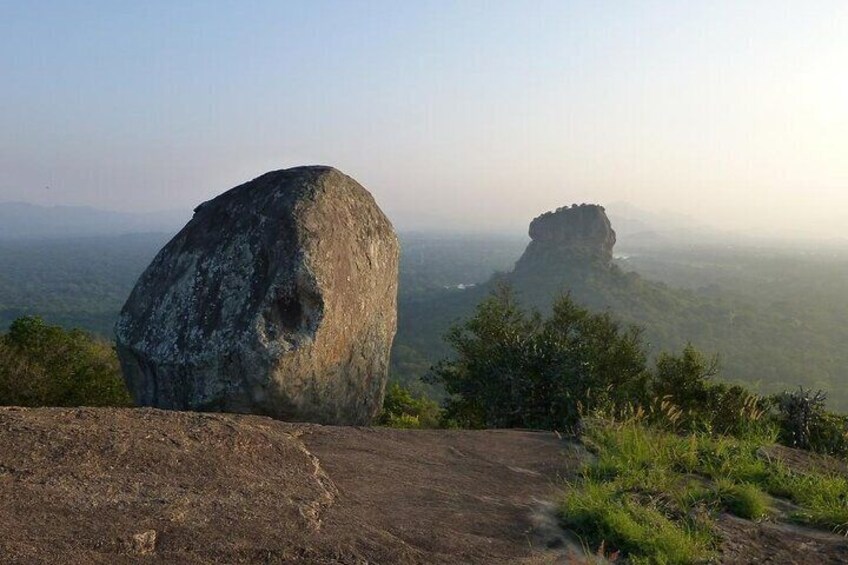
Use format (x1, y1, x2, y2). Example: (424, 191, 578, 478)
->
(430, 284, 844, 460)
(808, 412, 848, 458)
(714, 480, 769, 520)
(377, 382, 441, 429)
(429, 285, 649, 430)
(0, 316, 132, 407)
(649, 347, 767, 436)
(773, 388, 848, 457)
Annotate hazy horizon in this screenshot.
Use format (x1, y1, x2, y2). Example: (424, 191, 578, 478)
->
(2, 1, 846, 239)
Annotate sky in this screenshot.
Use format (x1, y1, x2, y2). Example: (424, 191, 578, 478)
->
(1, 1, 846, 238)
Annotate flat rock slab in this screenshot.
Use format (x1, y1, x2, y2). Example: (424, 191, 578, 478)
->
(0, 407, 580, 564)
(716, 514, 848, 564)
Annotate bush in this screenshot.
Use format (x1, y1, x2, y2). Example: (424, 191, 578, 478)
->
(773, 388, 848, 457)
(808, 412, 848, 458)
(377, 382, 441, 429)
(0, 316, 132, 407)
(430, 284, 845, 461)
(650, 347, 767, 436)
(429, 285, 649, 430)
(775, 388, 827, 450)
(651, 345, 720, 410)
(428, 285, 765, 434)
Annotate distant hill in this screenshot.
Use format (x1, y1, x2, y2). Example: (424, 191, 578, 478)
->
(606, 201, 848, 251)
(393, 204, 848, 411)
(0, 202, 188, 240)
(605, 201, 744, 249)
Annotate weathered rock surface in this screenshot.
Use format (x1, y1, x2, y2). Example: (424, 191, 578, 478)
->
(115, 166, 399, 425)
(0, 407, 583, 564)
(514, 204, 616, 273)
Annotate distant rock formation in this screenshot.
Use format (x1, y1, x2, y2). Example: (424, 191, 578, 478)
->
(514, 204, 616, 273)
(115, 166, 399, 425)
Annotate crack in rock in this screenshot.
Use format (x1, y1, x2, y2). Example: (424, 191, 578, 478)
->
(288, 430, 338, 530)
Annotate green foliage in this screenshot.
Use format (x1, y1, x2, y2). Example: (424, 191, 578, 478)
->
(431, 284, 848, 459)
(775, 388, 828, 450)
(559, 478, 713, 565)
(772, 388, 848, 457)
(393, 237, 848, 413)
(650, 345, 768, 436)
(714, 480, 769, 520)
(0, 317, 132, 407)
(563, 420, 848, 562)
(0, 235, 166, 336)
(652, 345, 720, 415)
(377, 383, 442, 429)
(807, 411, 848, 458)
(428, 284, 649, 430)
(429, 284, 774, 437)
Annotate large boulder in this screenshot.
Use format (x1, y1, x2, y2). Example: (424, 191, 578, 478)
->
(115, 166, 399, 425)
(514, 204, 616, 273)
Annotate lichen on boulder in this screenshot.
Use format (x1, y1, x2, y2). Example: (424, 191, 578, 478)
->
(115, 166, 399, 425)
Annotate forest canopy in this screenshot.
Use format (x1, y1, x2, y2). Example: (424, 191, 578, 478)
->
(0, 317, 132, 408)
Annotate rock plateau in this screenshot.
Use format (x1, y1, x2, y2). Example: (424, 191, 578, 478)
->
(514, 204, 616, 273)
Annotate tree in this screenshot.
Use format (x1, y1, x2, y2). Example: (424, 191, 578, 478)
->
(649, 345, 766, 434)
(377, 383, 442, 429)
(652, 345, 719, 403)
(0, 316, 132, 407)
(429, 285, 649, 430)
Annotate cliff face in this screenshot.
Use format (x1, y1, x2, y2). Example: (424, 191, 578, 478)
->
(514, 204, 616, 274)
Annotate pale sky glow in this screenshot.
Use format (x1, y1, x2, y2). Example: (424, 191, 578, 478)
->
(1, 1, 846, 238)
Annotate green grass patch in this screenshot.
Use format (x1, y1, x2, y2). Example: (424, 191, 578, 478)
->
(714, 480, 769, 520)
(765, 469, 848, 534)
(560, 479, 712, 564)
(559, 420, 848, 562)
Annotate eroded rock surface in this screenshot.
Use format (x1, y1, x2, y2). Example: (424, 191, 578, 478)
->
(0, 407, 581, 564)
(514, 204, 616, 273)
(115, 166, 399, 425)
